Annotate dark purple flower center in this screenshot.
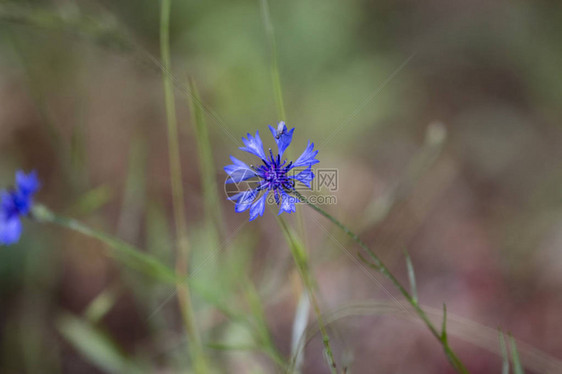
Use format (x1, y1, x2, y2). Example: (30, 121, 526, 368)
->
(254, 149, 294, 203)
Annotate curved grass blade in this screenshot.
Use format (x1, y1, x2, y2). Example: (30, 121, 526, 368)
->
(499, 330, 510, 374)
(404, 250, 418, 305)
(292, 189, 469, 373)
(159, 1, 209, 371)
(57, 313, 144, 374)
(32, 204, 178, 284)
(509, 334, 525, 374)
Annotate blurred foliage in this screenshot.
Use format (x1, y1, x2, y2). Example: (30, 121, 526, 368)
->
(1, 0, 562, 373)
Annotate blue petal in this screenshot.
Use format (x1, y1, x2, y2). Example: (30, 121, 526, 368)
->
(235, 189, 258, 213)
(0, 191, 18, 218)
(290, 166, 315, 188)
(1, 190, 14, 213)
(278, 191, 296, 215)
(0, 214, 22, 245)
(249, 193, 267, 221)
(268, 121, 295, 157)
(11, 190, 33, 215)
(16, 170, 40, 196)
(292, 141, 319, 168)
(239, 131, 266, 159)
(224, 156, 257, 184)
(227, 191, 245, 202)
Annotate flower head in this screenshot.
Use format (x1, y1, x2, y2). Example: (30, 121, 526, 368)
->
(0, 170, 40, 245)
(224, 123, 318, 221)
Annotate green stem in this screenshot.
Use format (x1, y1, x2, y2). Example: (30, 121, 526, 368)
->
(187, 79, 225, 238)
(160, 1, 208, 372)
(32, 205, 179, 283)
(277, 217, 338, 374)
(260, 2, 326, 371)
(260, 0, 286, 122)
(33, 205, 287, 370)
(290, 190, 469, 374)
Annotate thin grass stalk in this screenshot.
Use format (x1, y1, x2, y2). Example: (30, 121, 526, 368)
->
(260, 0, 286, 122)
(277, 217, 338, 374)
(260, 1, 335, 371)
(290, 288, 311, 372)
(183, 81, 288, 368)
(187, 79, 225, 237)
(32, 205, 178, 283)
(160, 1, 208, 372)
(0, 4, 240, 148)
(243, 279, 291, 369)
(35, 203, 289, 371)
(498, 331, 510, 374)
(290, 190, 469, 374)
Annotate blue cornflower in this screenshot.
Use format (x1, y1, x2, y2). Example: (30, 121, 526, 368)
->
(0, 170, 40, 245)
(224, 122, 318, 221)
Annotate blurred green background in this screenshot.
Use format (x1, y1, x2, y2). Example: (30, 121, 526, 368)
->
(1, 0, 562, 373)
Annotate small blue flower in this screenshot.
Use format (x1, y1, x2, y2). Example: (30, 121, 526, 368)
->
(0, 170, 40, 245)
(268, 121, 294, 157)
(16, 170, 40, 197)
(224, 123, 318, 221)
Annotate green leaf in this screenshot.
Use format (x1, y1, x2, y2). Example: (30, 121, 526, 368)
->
(188, 79, 224, 236)
(57, 314, 141, 374)
(207, 343, 256, 351)
(116, 135, 147, 240)
(0, 4, 132, 51)
(68, 185, 113, 216)
(509, 334, 525, 374)
(441, 303, 448, 342)
(84, 285, 121, 323)
(33, 204, 178, 284)
(260, 0, 286, 121)
(404, 250, 418, 304)
(498, 330, 510, 374)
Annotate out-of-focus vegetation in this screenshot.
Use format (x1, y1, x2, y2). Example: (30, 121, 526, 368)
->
(1, 0, 562, 373)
